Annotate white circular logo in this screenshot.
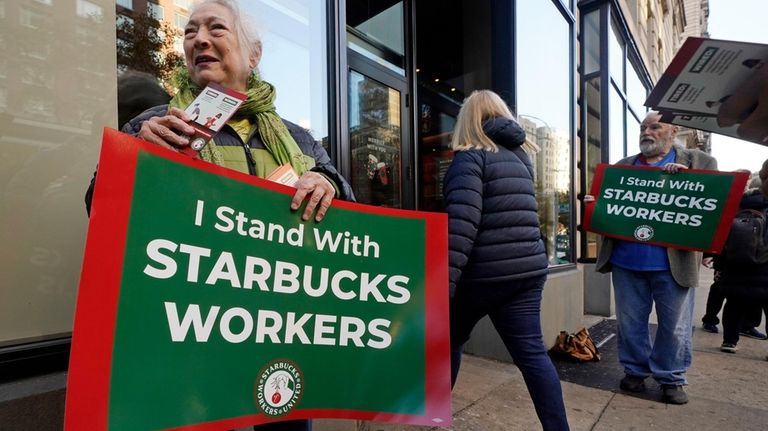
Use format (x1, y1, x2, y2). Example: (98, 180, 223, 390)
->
(190, 137, 207, 151)
(634, 225, 654, 241)
(255, 360, 303, 417)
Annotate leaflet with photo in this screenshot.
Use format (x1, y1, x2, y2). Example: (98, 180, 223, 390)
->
(181, 83, 247, 155)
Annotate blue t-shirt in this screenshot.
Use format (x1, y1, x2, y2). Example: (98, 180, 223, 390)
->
(610, 149, 677, 271)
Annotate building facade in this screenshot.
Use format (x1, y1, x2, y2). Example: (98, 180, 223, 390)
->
(0, 0, 706, 427)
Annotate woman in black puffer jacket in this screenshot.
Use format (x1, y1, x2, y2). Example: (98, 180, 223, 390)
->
(444, 90, 569, 431)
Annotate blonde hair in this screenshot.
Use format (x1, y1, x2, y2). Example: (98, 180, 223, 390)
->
(451, 90, 539, 155)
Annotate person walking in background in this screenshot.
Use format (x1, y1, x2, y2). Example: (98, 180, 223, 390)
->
(700, 255, 725, 333)
(704, 249, 767, 340)
(701, 171, 767, 340)
(718, 176, 768, 354)
(444, 90, 570, 431)
(758, 159, 768, 362)
(594, 111, 717, 405)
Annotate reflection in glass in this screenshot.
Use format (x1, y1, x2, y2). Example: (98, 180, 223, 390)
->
(609, 22, 624, 89)
(626, 109, 640, 156)
(415, 0, 492, 211)
(349, 70, 402, 207)
(241, 0, 328, 141)
(76, 0, 103, 19)
(349, 1, 403, 55)
(173, 11, 187, 29)
(584, 78, 601, 258)
(347, 0, 405, 75)
(418, 101, 456, 211)
(517, 0, 573, 265)
(584, 10, 600, 75)
(0, 0, 116, 346)
(148, 3, 164, 20)
(609, 86, 625, 163)
(626, 62, 647, 116)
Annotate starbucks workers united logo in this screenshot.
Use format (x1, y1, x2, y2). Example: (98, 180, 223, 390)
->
(634, 225, 654, 241)
(255, 360, 303, 416)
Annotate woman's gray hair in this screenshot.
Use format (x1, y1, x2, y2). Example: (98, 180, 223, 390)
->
(190, 0, 262, 71)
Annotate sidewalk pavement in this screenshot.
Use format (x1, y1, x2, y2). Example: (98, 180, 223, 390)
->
(313, 267, 768, 431)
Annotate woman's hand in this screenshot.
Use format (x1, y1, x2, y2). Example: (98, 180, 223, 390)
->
(137, 107, 196, 151)
(291, 171, 336, 222)
(662, 163, 688, 174)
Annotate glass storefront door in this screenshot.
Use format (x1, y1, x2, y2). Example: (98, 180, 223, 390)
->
(346, 0, 412, 208)
(347, 60, 409, 208)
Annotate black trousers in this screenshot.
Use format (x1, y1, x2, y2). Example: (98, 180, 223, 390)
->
(723, 295, 768, 345)
(703, 281, 762, 329)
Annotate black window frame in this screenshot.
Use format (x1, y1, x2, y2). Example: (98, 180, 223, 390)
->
(577, 0, 652, 262)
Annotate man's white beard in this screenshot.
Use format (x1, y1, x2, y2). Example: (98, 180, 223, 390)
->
(639, 139, 666, 157)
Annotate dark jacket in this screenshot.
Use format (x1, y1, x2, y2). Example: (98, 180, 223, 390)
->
(443, 117, 549, 296)
(86, 105, 354, 212)
(718, 190, 768, 300)
(117, 72, 171, 130)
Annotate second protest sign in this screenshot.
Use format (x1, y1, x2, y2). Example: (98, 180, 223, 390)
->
(584, 164, 748, 252)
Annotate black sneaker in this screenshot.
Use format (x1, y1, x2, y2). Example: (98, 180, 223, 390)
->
(720, 343, 738, 353)
(739, 328, 768, 340)
(702, 323, 719, 333)
(619, 374, 646, 392)
(661, 384, 689, 404)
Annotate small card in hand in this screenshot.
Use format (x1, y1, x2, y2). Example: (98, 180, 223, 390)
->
(179, 83, 247, 157)
(266, 164, 300, 187)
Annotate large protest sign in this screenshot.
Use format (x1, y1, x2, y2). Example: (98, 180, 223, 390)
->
(584, 164, 749, 252)
(65, 129, 450, 430)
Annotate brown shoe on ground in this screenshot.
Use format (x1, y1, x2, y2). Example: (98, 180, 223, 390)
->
(619, 374, 646, 393)
(661, 384, 689, 404)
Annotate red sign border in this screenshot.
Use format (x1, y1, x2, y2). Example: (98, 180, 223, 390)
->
(584, 163, 749, 253)
(65, 129, 451, 430)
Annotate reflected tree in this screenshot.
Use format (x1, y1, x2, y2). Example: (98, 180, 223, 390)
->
(116, 13, 184, 82)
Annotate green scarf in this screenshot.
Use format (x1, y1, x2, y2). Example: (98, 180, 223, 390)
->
(168, 68, 309, 176)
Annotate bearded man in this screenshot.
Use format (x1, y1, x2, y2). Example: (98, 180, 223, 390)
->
(595, 111, 717, 404)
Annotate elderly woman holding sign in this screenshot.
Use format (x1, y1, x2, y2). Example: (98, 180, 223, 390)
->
(110, 1, 352, 430)
(124, 0, 353, 225)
